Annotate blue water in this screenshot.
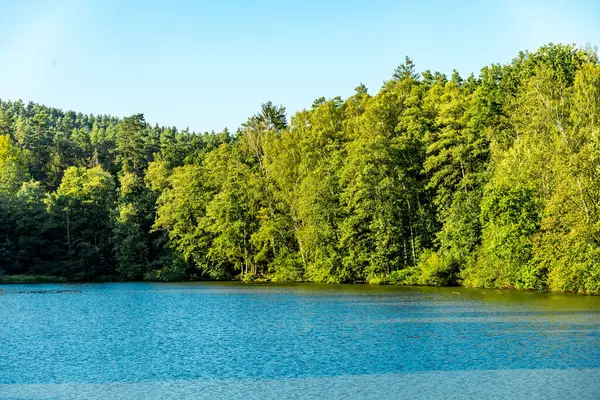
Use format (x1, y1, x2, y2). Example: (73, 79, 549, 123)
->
(0, 282, 599, 399)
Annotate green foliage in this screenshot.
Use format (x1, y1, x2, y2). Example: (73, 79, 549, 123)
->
(417, 250, 457, 286)
(47, 166, 116, 279)
(113, 172, 155, 280)
(153, 164, 212, 274)
(388, 268, 419, 285)
(0, 182, 49, 275)
(1, 43, 599, 292)
(117, 114, 150, 174)
(0, 135, 29, 193)
(393, 56, 420, 81)
(463, 186, 541, 289)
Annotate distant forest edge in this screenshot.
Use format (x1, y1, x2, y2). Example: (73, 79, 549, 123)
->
(1, 43, 600, 293)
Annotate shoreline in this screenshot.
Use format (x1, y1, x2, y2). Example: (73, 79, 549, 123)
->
(1, 274, 597, 296)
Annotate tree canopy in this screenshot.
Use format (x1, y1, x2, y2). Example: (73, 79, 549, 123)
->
(1, 43, 599, 293)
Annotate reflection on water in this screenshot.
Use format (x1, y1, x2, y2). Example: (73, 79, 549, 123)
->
(0, 282, 599, 399)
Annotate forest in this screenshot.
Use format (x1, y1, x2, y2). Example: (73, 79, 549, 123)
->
(1, 43, 599, 293)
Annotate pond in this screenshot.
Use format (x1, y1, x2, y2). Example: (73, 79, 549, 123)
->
(0, 282, 599, 399)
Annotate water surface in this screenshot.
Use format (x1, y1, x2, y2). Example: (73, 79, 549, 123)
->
(1, 283, 599, 399)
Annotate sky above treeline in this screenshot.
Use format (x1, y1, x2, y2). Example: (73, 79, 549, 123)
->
(0, 0, 599, 132)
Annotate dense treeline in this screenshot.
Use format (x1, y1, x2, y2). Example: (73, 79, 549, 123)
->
(1, 43, 599, 293)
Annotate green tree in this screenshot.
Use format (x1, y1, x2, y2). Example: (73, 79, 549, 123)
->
(47, 166, 116, 279)
(117, 114, 149, 174)
(0, 135, 29, 193)
(393, 56, 419, 81)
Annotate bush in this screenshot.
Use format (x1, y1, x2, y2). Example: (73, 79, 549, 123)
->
(367, 274, 388, 285)
(389, 267, 419, 285)
(269, 252, 304, 282)
(417, 250, 457, 286)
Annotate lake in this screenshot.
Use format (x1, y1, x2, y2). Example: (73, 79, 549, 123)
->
(0, 282, 599, 399)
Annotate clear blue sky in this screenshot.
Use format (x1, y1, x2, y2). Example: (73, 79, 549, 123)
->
(0, 0, 599, 132)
